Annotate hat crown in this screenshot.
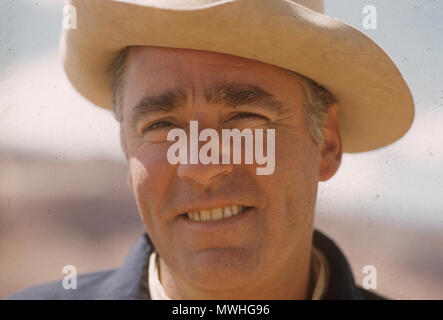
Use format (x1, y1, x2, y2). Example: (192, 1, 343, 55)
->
(114, 0, 323, 13)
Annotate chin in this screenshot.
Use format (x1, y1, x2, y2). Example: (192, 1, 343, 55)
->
(180, 247, 262, 291)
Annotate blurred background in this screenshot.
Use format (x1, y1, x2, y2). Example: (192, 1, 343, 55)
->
(1, 0, 442, 299)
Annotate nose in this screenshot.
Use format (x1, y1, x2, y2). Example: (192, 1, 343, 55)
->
(175, 114, 234, 187)
(177, 162, 233, 187)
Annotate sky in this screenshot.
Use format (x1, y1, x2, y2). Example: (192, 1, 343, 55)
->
(0, 0, 442, 229)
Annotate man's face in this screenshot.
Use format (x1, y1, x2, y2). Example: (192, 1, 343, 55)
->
(120, 46, 340, 292)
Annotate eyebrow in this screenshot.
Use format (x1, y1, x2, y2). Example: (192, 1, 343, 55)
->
(129, 82, 284, 128)
(205, 82, 284, 113)
(129, 88, 187, 129)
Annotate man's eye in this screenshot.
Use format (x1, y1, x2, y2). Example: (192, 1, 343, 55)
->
(142, 120, 173, 133)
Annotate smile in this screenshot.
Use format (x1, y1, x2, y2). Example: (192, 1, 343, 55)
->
(186, 205, 249, 222)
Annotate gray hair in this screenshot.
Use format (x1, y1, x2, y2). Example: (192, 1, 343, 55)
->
(109, 47, 336, 157)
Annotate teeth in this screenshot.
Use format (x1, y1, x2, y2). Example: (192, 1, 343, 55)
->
(200, 209, 211, 221)
(223, 206, 233, 218)
(186, 205, 246, 222)
(211, 208, 223, 220)
(190, 211, 200, 221)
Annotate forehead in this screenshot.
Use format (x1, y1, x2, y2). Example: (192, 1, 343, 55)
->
(126, 45, 292, 74)
(121, 46, 304, 112)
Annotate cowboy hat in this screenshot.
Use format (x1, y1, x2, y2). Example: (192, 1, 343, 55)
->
(61, 0, 414, 153)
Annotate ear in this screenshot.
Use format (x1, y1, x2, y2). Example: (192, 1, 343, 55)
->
(318, 103, 342, 181)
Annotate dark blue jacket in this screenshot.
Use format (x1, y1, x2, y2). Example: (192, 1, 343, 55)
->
(7, 230, 384, 300)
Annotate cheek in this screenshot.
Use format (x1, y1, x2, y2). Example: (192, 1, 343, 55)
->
(276, 129, 318, 182)
(244, 128, 319, 206)
(262, 130, 319, 221)
(129, 144, 175, 214)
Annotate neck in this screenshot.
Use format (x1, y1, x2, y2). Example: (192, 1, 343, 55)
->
(158, 246, 313, 300)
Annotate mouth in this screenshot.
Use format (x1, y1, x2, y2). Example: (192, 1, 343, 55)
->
(180, 205, 252, 222)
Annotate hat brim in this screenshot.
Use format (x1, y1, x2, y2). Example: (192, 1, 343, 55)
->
(61, 0, 414, 153)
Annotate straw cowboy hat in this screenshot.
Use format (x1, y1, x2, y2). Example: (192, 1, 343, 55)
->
(61, 0, 414, 153)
